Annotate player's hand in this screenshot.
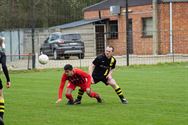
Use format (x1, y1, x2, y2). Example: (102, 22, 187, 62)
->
(56, 98, 62, 105)
(6, 82, 11, 88)
(91, 77, 94, 84)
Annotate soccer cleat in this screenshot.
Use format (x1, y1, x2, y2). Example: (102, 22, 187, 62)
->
(67, 100, 74, 105)
(96, 95, 102, 103)
(74, 99, 81, 105)
(0, 117, 4, 125)
(121, 98, 128, 104)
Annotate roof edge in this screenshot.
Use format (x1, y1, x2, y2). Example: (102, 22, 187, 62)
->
(162, 0, 188, 2)
(51, 18, 108, 30)
(82, 0, 108, 12)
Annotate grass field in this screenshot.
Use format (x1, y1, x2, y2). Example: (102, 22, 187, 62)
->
(2, 62, 188, 125)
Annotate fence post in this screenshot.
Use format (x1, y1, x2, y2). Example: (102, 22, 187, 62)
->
(27, 53, 31, 70)
(35, 53, 39, 69)
(125, 0, 129, 66)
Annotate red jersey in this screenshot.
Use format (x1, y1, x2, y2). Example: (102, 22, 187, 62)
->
(58, 68, 91, 99)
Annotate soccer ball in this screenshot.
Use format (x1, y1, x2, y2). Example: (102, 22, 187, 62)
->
(38, 54, 49, 64)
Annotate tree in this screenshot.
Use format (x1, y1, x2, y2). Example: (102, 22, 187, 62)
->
(0, 0, 103, 29)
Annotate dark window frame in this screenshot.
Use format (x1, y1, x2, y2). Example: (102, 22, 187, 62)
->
(107, 20, 118, 39)
(142, 17, 153, 38)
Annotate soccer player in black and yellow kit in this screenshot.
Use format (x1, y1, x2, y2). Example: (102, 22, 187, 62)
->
(75, 46, 128, 104)
(0, 37, 11, 125)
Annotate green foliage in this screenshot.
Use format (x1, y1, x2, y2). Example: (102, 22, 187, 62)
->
(0, 0, 103, 29)
(2, 62, 188, 125)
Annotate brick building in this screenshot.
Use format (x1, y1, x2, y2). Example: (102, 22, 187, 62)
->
(82, 0, 188, 55)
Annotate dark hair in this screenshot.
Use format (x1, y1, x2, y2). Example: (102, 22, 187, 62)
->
(107, 46, 114, 52)
(64, 64, 73, 70)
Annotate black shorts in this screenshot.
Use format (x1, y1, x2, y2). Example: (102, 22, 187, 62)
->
(0, 79, 3, 89)
(92, 75, 108, 85)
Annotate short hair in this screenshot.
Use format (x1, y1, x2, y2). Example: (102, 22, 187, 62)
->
(64, 64, 73, 70)
(106, 46, 114, 52)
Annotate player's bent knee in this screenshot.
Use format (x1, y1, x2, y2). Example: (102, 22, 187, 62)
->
(108, 81, 118, 89)
(108, 78, 116, 84)
(86, 91, 91, 96)
(85, 88, 90, 93)
(86, 90, 93, 97)
(0, 89, 3, 97)
(108, 79, 116, 85)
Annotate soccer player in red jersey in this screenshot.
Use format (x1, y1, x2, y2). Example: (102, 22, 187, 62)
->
(56, 64, 102, 105)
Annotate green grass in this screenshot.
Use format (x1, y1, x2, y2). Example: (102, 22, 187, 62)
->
(2, 62, 188, 125)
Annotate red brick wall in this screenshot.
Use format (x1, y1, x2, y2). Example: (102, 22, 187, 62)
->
(159, 2, 188, 54)
(84, 11, 99, 19)
(128, 5, 153, 55)
(84, 9, 127, 55)
(84, 5, 154, 55)
(84, 3, 188, 55)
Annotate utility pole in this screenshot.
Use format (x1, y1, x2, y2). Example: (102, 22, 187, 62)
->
(31, 0, 36, 69)
(125, 0, 129, 66)
(169, 0, 173, 54)
(152, 0, 159, 55)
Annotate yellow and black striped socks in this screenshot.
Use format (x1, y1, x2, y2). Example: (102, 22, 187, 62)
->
(115, 87, 125, 100)
(76, 89, 84, 100)
(0, 99, 4, 119)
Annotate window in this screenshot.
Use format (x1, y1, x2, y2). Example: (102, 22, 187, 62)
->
(50, 34, 59, 41)
(142, 17, 153, 37)
(61, 34, 81, 40)
(108, 20, 118, 39)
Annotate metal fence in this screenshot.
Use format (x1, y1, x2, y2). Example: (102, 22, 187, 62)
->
(1, 1, 188, 70)
(3, 30, 188, 70)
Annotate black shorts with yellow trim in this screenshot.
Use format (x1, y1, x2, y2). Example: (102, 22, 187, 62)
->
(92, 75, 108, 85)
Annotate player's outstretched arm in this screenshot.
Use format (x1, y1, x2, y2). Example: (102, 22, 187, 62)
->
(88, 64, 95, 83)
(88, 64, 95, 75)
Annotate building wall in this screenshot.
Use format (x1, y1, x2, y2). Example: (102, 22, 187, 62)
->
(129, 5, 153, 55)
(84, 11, 100, 20)
(84, 10, 126, 55)
(84, 2, 188, 55)
(61, 24, 96, 57)
(84, 5, 153, 55)
(158, 2, 188, 54)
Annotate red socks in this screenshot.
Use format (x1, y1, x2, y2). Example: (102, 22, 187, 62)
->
(65, 94, 73, 101)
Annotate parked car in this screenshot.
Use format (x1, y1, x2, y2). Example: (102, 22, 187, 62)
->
(40, 32, 85, 59)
